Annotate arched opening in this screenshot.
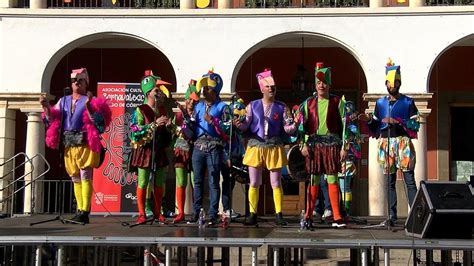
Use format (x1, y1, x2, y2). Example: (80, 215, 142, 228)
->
(427, 34, 474, 182)
(24, 33, 177, 214)
(232, 33, 368, 216)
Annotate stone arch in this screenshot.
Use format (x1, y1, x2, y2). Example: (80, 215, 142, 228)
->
(41, 32, 177, 94)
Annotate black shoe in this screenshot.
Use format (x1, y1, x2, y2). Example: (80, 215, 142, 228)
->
(382, 219, 396, 227)
(79, 211, 90, 224)
(69, 211, 82, 222)
(275, 213, 287, 226)
(187, 214, 199, 224)
(304, 218, 314, 229)
(244, 213, 257, 226)
(332, 219, 346, 228)
(74, 211, 90, 224)
(208, 217, 219, 226)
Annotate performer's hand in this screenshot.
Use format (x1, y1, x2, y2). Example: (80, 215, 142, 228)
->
(204, 112, 213, 124)
(155, 116, 169, 127)
(357, 113, 371, 122)
(166, 118, 173, 128)
(233, 118, 241, 128)
(381, 117, 399, 124)
(86, 91, 94, 104)
(340, 149, 348, 162)
(349, 112, 359, 121)
(301, 144, 309, 157)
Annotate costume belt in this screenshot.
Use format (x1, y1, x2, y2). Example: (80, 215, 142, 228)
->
(62, 131, 86, 147)
(307, 134, 341, 147)
(247, 136, 284, 148)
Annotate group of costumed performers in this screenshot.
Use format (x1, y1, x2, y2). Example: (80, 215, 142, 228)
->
(40, 59, 419, 229)
(129, 70, 174, 225)
(40, 68, 112, 224)
(235, 69, 297, 226)
(359, 59, 420, 227)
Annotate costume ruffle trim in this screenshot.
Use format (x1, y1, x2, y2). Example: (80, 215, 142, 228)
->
(44, 108, 61, 150)
(83, 97, 112, 153)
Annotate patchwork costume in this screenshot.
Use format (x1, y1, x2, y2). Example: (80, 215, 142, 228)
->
(129, 70, 173, 224)
(171, 79, 200, 223)
(191, 69, 231, 223)
(366, 60, 419, 224)
(338, 101, 363, 215)
(298, 63, 346, 227)
(239, 69, 297, 226)
(43, 68, 111, 224)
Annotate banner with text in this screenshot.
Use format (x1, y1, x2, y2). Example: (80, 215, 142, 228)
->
(91, 83, 144, 214)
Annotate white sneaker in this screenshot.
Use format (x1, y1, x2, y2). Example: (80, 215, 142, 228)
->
(322, 209, 333, 220)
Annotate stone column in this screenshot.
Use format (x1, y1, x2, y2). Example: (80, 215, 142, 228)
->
(369, 0, 384, 7)
(368, 138, 386, 216)
(410, 96, 432, 187)
(22, 111, 45, 214)
(409, 0, 424, 7)
(0, 103, 16, 215)
(180, 0, 194, 9)
(364, 93, 432, 216)
(217, 0, 231, 8)
(29, 0, 46, 9)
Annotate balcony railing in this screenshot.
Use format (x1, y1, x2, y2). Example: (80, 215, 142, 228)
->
(6, 0, 474, 10)
(242, 0, 366, 7)
(47, 0, 179, 8)
(426, 0, 472, 5)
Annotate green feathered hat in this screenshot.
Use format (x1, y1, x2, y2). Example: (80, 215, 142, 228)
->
(315, 62, 331, 87)
(184, 79, 200, 101)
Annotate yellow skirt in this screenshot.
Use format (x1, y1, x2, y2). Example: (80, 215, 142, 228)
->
(64, 145, 100, 177)
(243, 146, 287, 170)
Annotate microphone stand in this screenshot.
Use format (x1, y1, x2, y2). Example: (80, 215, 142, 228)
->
(362, 96, 392, 231)
(226, 95, 235, 225)
(31, 89, 78, 226)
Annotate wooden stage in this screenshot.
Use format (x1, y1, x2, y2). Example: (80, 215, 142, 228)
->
(0, 215, 472, 265)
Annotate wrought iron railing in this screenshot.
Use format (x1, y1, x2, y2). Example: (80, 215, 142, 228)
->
(243, 0, 366, 7)
(40, 179, 75, 214)
(47, 0, 179, 8)
(426, 0, 472, 5)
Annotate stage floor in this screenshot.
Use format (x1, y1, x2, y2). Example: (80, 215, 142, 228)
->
(0, 215, 472, 251)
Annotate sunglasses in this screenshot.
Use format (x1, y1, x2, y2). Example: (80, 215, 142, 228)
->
(71, 78, 86, 84)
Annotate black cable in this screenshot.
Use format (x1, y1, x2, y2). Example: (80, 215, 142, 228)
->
(91, 186, 131, 227)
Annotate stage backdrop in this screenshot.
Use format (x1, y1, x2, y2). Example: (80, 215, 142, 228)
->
(92, 83, 143, 214)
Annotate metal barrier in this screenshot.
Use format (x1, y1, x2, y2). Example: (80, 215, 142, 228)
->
(0, 153, 51, 217)
(39, 179, 75, 214)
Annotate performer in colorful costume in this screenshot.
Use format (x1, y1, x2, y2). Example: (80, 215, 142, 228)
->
(236, 69, 297, 226)
(170, 79, 200, 223)
(191, 69, 231, 225)
(338, 100, 363, 215)
(129, 70, 173, 225)
(40, 68, 112, 224)
(298, 62, 346, 228)
(359, 59, 419, 226)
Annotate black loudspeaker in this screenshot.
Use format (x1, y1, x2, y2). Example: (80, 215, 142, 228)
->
(405, 181, 474, 239)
